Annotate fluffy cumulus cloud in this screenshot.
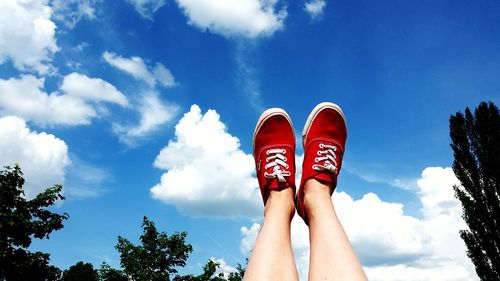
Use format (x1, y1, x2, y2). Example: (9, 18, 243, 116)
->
(127, 0, 166, 19)
(0, 0, 58, 73)
(304, 0, 326, 19)
(151, 105, 261, 218)
(240, 167, 477, 281)
(51, 0, 99, 28)
(334, 192, 433, 266)
(113, 91, 178, 143)
(175, 0, 287, 38)
(103, 52, 176, 88)
(0, 74, 128, 126)
(0, 116, 70, 198)
(240, 223, 261, 254)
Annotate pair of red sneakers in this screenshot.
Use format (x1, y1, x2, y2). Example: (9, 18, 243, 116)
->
(253, 102, 347, 224)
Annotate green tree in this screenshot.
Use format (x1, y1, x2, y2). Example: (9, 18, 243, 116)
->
(62, 261, 98, 281)
(115, 217, 244, 281)
(449, 101, 500, 280)
(174, 259, 225, 281)
(174, 260, 245, 281)
(226, 263, 245, 281)
(0, 165, 68, 280)
(98, 262, 127, 281)
(116, 216, 193, 281)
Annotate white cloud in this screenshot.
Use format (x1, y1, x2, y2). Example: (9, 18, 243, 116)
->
(239, 167, 477, 281)
(0, 74, 127, 126)
(175, 0, 287, 38)
(417, 167, 461, 218)
(234, 42, 264, 111)
(414, 167, 473, 278)
(127, 0, 166, 20)
(73, 42, 90, 52)
(103, 52, 176, 88)
(151, 104, 261, 218)
(102, 52, 178, 144)
(60, 72, 129, 106)
(113, 91, 178, 143)
(210, 257, 237, 278)
(290, 215, 310, 280)
(103, 52, 154, 85)
(334, 192, 433, 266)
(51, 0, 99, 28)
(0, 75, 96, 126)
(0, 0, 58, 73)
(304, 0, 326, 19)
(0, 116, 70, 199)
(240, 223, 261, 254)
(365, 264, 472, 281)
(153, 63, 177, 88)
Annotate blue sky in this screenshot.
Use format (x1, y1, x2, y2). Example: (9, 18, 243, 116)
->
(1, 0, 499, 280)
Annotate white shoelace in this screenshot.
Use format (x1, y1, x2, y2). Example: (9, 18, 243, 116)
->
(264, 148, 291, 183)
(313, 143, 338, 173)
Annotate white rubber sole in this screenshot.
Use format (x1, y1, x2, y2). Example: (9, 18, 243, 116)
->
(302, 102, 347, 147)
(253, 108, 295, 152)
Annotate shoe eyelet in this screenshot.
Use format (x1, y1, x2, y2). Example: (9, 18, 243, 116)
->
(281, 149, 286, 154)
(314, 158, 319, 162)
(319, 143, 324, 148)
(317, 151, 321, 155)
(283, 157, 287, 161)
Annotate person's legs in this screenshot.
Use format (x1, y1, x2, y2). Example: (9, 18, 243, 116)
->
(243, 188, 298, 281)
(304, 179, 367, 281)
(295, 102, 367, 280)
(244, 108, 298, 281)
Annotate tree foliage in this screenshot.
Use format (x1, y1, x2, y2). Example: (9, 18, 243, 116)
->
(98, 262, 127, 281)
(226, 263, 245, 281)
(0, 165, 244, 280)
(0, 165, 68, 280)
(115, 217, 244, 281)
(62, 261, 98, 281)
(174, 259, 245, 281)
(449, 101, 500, 280)
(116, 216, 193, 281)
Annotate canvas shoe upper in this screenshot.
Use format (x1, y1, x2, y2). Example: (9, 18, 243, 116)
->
(296, 102, 347, 223)
(253, 108, 296, 206)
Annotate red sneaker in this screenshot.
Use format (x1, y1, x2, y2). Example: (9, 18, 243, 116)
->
(253, 108, 296, 206)
(296, 102, 347, 223)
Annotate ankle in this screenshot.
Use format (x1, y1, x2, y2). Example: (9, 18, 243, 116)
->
(264, 188, 295, 220)
(302, 179, 333, 219)
(303, 179, 332, 198)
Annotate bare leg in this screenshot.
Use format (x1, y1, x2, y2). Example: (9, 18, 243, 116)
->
(243, 188, 299, 281)
(304, 179, 368, 281)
